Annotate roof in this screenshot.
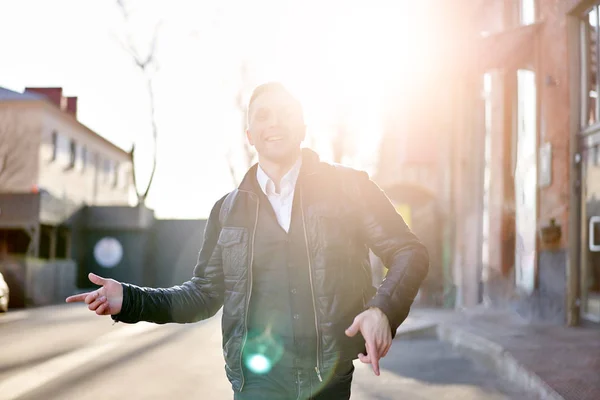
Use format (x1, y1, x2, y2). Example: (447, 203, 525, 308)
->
(0, 86, 129, 157)
(0, 86, 45, 101)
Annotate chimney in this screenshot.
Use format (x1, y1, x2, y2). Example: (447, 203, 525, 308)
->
(24, 87, 64, 109)
(66, 96, 78, 118)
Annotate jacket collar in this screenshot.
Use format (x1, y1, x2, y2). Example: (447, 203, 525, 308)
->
(238, 148, 321, 192)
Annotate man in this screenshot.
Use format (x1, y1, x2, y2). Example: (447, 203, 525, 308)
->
(67, 82, 429, 399)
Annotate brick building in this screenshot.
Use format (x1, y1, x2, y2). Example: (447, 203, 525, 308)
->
(377, 0, 600, 326)
(464, 0, 600, 327)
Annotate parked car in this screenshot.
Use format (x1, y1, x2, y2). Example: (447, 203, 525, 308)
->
(0, 272, 9, 312)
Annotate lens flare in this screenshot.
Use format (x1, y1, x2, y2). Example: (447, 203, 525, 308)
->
(246, 354, 272, 374)
(242, 326, 285, 375)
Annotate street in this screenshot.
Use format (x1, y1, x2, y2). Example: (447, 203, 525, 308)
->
(1, 305, 536, 400)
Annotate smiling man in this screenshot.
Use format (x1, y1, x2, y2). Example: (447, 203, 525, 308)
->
(67, 82, 429, 400)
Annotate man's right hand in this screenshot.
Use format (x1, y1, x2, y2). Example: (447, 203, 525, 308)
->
(66, 273, 123, 316)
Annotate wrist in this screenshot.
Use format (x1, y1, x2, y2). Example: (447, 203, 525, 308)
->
(368, 306, 388, 319)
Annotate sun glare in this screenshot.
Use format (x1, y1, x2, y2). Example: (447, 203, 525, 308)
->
(275, 3, 426, 170)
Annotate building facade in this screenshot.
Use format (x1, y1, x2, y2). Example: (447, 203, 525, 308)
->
(466, 0, 600, 326)
(377, 0, 600, 326)
(0, 86, 134, 259)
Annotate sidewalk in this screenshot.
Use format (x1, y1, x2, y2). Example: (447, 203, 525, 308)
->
(398, 307, 600, 400)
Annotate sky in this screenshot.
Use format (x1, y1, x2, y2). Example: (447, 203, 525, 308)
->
(0, 0, 420, 219)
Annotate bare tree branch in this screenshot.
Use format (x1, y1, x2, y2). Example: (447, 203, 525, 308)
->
(128, 143, 140, 204)
(142, 78, 158, 200)
(114, 35, 142, 65)
(114, 0, 162, 205)
(115, 0, 130, 19)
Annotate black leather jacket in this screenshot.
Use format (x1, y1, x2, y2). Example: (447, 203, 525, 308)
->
(113, 149, 429, 392)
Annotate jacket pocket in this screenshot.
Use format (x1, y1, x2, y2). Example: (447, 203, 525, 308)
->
(218, 226, 245, 247)
(218, 227, 247, 275)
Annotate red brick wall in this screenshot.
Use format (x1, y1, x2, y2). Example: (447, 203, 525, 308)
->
(537, 0, 572, 248)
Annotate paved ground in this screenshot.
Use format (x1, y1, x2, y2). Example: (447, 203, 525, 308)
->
(0, 304, 537, 400)
(407, 308, 600, 400)
(352, 337, 536, 400)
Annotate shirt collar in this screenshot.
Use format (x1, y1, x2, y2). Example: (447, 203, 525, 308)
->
(256, 156, 302, 197)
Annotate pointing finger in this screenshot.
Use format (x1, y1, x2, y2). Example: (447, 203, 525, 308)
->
(366, 342, 380, 376)
(66, 293, 91, 303)
(372, 353, 381, 376)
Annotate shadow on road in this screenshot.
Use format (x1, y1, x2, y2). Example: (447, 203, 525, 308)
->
(16, 324, 196, 400)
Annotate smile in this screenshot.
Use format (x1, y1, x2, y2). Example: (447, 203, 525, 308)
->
(265, 136, 283, 142)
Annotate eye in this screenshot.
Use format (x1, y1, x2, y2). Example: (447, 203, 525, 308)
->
(254, 109, 269, 121)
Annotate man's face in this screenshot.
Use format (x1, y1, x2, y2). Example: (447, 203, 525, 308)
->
(246, 89, 305, 164)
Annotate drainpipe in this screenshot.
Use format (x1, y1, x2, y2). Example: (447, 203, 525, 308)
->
(566, 15, 582, 327)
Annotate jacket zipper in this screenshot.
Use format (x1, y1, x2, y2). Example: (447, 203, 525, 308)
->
(300, 188, 322, 382)
(239, 190, 259, 391)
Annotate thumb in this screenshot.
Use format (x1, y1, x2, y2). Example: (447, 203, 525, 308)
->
(88, 273, 107, 287)
(345, 318, 361, 337)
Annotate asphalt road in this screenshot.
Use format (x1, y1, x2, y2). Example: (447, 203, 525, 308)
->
(0, 304, 536, 400)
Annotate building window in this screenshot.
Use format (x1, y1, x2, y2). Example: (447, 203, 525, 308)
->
(50, 131, 58, 161)
(80, 145, 87, 172)
(103, 158, 112, 183)
(113, 162, 119, 188)
(67, 139, 76, 169)
(51, 132, 71, 166)
(582, 6, 600, 129)
(514, 69, 537, 295)
(519, 0, 535, 25)
(481, 73, 492, 272)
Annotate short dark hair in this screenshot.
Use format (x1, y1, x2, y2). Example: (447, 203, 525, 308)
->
(248, 82, 300, 110)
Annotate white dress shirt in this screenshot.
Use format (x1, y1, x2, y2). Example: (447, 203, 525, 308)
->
(256, 157, 302, 233)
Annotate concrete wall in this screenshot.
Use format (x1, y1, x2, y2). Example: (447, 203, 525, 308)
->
(73, 209, 207, 290)
(149, 219, 207, 288)
(0, 256, 76, 308)
(71, 205, 155, 288)
(84, 230, 151, 288)
(26, 258, 77, 307)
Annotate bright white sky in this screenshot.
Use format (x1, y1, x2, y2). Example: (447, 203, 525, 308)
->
(0, 0, 422, 219)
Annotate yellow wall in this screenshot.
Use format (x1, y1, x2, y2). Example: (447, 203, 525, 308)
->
(37, 105, 134, 206)
(0, 103, 41, 192)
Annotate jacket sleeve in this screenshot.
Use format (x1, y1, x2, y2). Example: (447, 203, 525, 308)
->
(112, 196, 226, 324)
(352, 171, 430, 334)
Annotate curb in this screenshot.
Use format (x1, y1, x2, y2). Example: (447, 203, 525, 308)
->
(396, 320, 564, 400)
(395, 321, 438, 340)
(436, 324, 564, 400)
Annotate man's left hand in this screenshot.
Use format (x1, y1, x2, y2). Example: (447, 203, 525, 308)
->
(345, 307, 392, 376)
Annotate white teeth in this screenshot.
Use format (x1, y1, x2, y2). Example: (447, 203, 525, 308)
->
(266, 136, 282, 141)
